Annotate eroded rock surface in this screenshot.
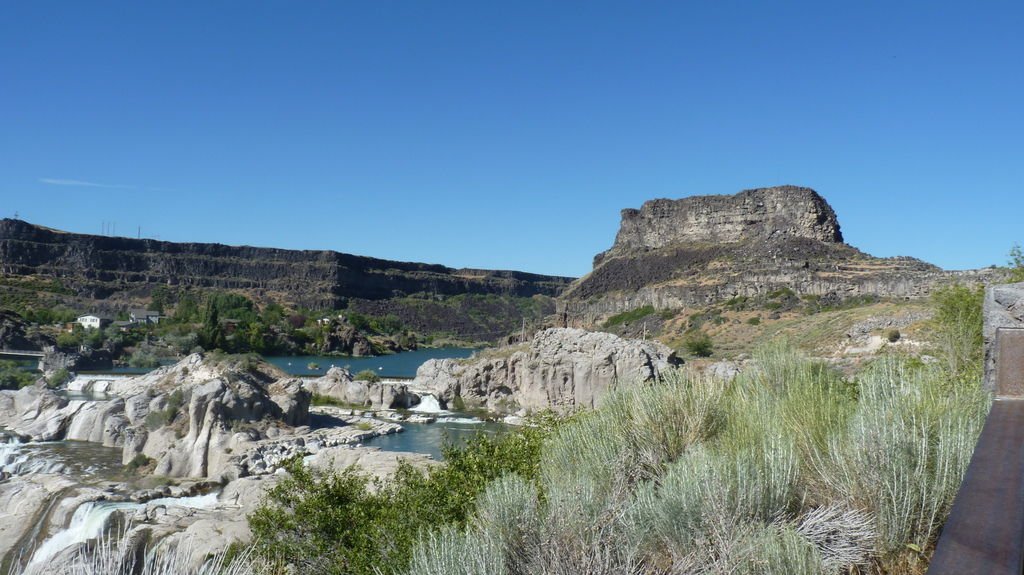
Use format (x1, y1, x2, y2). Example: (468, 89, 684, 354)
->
(0, 353, 312, 479)
(414, 328, 681, 414)
(304, 366, 420, 409)
(984, 282, 1024, 393)
(560, 186, 998, 325)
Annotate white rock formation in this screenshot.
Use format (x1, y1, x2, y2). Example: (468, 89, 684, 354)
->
(414, 328, 681, 414)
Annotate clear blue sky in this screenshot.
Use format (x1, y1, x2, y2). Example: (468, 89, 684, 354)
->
(1, 1, 1021, 277)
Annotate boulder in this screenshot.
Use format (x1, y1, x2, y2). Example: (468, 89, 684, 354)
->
(414, 328, 681, 414)
(304, 367, 419, 409)
(318, 320, 375, 356)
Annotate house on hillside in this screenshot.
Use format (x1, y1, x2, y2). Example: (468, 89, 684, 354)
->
(77, 314, 113, 330)
(129, 309, 161, 325)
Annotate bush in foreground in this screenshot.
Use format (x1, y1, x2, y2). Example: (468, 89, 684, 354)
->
(407, 346, 988, 575)
(248, 414, 559, 575)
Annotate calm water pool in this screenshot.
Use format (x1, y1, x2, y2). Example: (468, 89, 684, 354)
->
(362, 419, 510, 460)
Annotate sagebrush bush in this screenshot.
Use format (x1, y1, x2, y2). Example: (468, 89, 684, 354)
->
(404, 345, 989, 575)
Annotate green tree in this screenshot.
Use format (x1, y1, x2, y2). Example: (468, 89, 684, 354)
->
(199, 302, 227, 351)
(1009, 243, 1024, 282)
(173, 294, 200, 323)
(150, 285, 171, 314)
(245, 322, 267, 354)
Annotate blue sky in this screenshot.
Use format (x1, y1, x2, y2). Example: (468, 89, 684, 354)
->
(1, 1, 1021, 277)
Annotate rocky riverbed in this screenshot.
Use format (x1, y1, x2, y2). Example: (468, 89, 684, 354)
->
(0, 353, 435, 572)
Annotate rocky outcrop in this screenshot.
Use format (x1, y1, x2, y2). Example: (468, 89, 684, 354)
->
(594, 186, 842, 266)
(561, 186, 998, 325)
(318, 319, 377, 356)
(414, 328, 681, 414)
(39, 346, 113, 374)
(0, 310, 53, 351)
(0, 219, 573, 310)
(304, 366, 421, 409)
(0, 353, 312, 479)
(983, 282, 1024, 393)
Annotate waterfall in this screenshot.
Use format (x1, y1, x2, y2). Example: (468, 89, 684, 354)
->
(27, 500, 139, 567)
(25, 492, 221, 568)
(411, 394, 445, 414)
(0, 437, 66, 477)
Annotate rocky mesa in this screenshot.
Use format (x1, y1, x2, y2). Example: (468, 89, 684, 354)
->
(560, 186, 993, 324)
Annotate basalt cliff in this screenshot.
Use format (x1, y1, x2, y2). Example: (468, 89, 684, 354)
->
(559, 186, 992, 324)
(0, 219, 571, 307)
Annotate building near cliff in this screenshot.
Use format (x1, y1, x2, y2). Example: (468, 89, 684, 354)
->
(129, 308, 161, 324)
(558, 185, 996, 325)
(76, 314, 112, 330)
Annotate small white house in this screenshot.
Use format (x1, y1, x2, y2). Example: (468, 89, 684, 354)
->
(129, 309, 161, 325)
(77, 314, 112, 330)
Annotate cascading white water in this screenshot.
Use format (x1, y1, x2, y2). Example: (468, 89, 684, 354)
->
(0, 437, 66, 477)
(411, 394, 445, 413)
(27, 501, 140, 568)
(26, 492, 221, 568)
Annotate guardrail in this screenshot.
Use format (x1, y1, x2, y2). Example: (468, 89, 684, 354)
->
(927, 327, 1024, 574)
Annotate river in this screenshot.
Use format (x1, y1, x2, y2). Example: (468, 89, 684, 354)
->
(86, 346, 476, 378)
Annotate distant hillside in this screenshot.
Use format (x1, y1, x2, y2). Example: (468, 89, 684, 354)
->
(0, 219, 572, 306)
(0, 219, 574, 343)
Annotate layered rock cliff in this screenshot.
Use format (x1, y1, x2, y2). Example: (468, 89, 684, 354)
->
(560, 186, 992, 324)
(594, 186, 843, 266)
(0, 219, 573, 309)
(413, 328, 681, 414)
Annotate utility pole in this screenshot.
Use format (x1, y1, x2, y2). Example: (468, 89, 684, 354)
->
(138, 226, 141, 239)
(642, 321, 647, 341)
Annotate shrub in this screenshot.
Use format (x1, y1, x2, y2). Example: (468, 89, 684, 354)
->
(931, 284, 984, 382)
(683, 332, 714, 357)
(145, 389, 187, 430)
(399, 346, 987, 575)
(249, 414, 560, 575)
(0, 360, 36, 390)
(126, 453, 154, 473)
(128, 349, 162, 368)
(46, 367, 71, 388)
(603, 305, 656, 329)
(886, 329, 901, 343)
(354, 369, 381, 383)
(747, 316, 761, 326)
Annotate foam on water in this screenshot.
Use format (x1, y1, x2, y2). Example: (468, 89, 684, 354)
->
(0, 437, 67, 476)
(436, 417, 484, 425)
(27, 491, 221, 567)
(411, 394, 446, 414)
